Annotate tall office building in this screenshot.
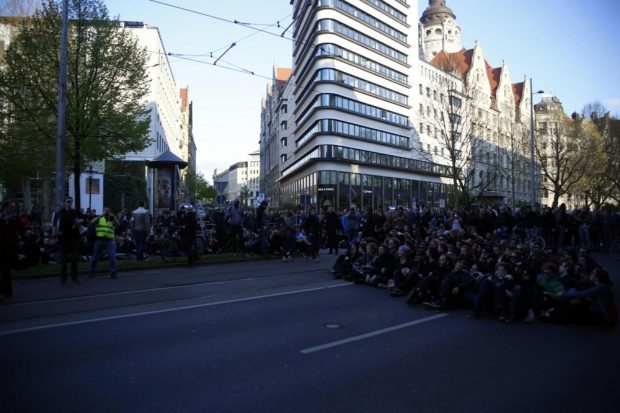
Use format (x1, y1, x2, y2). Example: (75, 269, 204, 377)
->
(282, 0, 450, 211)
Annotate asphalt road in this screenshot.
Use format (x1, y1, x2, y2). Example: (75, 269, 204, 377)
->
(1, 254, 618, 413)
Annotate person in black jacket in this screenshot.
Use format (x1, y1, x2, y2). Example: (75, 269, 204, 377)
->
(179, 206, 198, 266)
(303, 207, 322, 262)
(0, 201, 24, 300)
(255, 201, 268, 256)
(424, 258, 474, 311)
(323, 206, 343, 255)
(56, 197, 84, 284)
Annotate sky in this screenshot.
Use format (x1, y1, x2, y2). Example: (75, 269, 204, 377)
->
(102, 0, 620, 181)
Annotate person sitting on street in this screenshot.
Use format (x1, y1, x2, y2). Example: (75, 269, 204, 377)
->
(366, 244, 394, 287)
(423, 258, 474, 311)
(331, 241, 362, 279)
(406, 253, 451, 306)
(389, 245, 416, 296)
(349, 242, 379, 283)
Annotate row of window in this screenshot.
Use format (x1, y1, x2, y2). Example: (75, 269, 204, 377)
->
(317, 19, 407, 64)
(317, 43, 408, 84)
(419, 84, 444, 101)
(155, 131, 169, 153)
(318, 0, 407, 43)
(282, 144, 450, 178)
(316, 68, 408, 105)
(296, 93, 410, 130)
(296, 118, 410, 149)
(280, 171, 448, 211)
(363, 0, 407, 24)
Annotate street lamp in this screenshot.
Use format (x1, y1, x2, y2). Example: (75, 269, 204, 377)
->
(529, 78, 544, 209)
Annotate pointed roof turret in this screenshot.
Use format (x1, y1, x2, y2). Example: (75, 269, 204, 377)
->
(420, 0, 456, 25)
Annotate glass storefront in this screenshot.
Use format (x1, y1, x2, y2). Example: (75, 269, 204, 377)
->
(280, 170, 450, 212)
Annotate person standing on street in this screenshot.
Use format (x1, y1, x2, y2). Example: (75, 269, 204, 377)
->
(57, 197, 83, 284)
(255, 201, 268, 256)
(0, 201, 24, 299)
(303, 207, 321, 262)
(132, 201, 151, 261)
(323, 206, 343, 255)
(89, 207, 119, 278)
(226, 198, 245, 254)
(179, 206, 198, 267)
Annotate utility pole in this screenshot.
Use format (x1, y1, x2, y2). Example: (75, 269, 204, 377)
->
(55, 0, 69, 210)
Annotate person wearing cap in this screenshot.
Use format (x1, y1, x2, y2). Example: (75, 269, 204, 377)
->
(57, 197, 84, 284)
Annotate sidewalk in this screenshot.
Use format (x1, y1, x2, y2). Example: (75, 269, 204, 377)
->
(11, 252, 275, 281)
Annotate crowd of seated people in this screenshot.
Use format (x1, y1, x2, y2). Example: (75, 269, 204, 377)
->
(329, 205, 618, 326)
(9, 201, 620, 328)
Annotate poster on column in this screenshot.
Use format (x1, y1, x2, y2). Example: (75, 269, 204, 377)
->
(156, 169, 172, 209)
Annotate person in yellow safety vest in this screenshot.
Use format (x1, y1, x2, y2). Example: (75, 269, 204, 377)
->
(89, 207, 120, 278)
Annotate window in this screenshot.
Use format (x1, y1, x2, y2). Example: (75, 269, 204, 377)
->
(280, 137, 288, 147)
(419, 84, 423, 95)
(281, 104, 288, 114)
(280, 154, 287, 163)
(281, 121, 287, 130)
(450, 95, 462, 107)
(426, 87, 431, 97)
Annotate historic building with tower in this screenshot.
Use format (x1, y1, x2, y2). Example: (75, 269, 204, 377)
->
(259, 0, 547, 210)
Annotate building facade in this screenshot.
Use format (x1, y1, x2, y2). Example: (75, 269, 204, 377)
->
(260, 67, 293, 207)
(280, 0, 451, 212)
(122, 22, 184, 163)
(261, 0, 548, 211)
(213, 151, 262, 206)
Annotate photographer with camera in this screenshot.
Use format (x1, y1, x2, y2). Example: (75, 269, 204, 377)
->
(89, 206, 119, 278)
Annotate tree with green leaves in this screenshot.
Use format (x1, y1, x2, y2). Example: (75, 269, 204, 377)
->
(536, 113, 606, 208)
(580, 102, 620, 206)
(184, 169, 217, 203)
(0, 0, 151, 212)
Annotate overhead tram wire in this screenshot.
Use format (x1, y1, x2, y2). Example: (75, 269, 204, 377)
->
(166, 54, 273, 81)
(148, 0, 323, 49)
(148, 0, 414, 90)
(148, 0, 295, 42)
